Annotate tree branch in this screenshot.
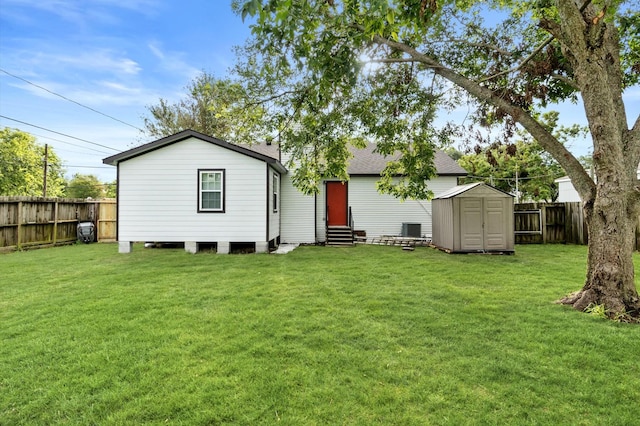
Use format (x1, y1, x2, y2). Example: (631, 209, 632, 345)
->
(632, 114, 640, 136)
(245, 89, 304, 107)
(438, 39, 513, 57)
(628, 113, 640, 169)
(549, 73, 580, 90)
(479, 36, 555, 83)
(364, 57, 428, 64)
(482, 0, 593, 83)
(370, 31, 596, 202)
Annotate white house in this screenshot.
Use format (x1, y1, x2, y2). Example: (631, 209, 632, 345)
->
(103, 130, 467, 253)
(555, 176, 583, 202)
(555, 163, 640, 202)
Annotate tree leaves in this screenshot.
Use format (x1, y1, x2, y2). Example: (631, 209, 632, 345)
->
(142, 72, 265, 145)
(234, 0, 636, 201)
(0, 128, 66, 197)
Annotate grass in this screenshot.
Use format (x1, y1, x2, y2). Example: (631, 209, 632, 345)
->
(1, 243, 639, 425)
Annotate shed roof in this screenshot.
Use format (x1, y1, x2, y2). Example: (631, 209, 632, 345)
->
(102, 129, 287, 173)
(434, 182, 514, 199)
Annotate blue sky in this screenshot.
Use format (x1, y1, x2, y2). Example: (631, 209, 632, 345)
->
(0, 0, 252, 182)
(0, 0, 638, 183)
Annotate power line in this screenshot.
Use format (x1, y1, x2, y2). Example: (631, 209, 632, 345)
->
(466, 172, 565, 182)
(66, 165, 114, 169)
(0, 115, 119, 151)
(0, 68, 145, 132)
(26, 131, 113, 155)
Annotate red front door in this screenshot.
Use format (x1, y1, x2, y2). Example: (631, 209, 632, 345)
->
(326, 181, 348, 226)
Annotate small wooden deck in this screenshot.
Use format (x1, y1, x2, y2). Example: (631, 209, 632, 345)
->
(362, 235, 432, 248)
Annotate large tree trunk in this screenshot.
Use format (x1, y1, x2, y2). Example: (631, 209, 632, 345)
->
(377, 1, 640, 318)
(561, 183, 640, 318)
(551, 1, 640, 319)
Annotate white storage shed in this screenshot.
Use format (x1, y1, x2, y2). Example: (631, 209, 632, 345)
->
(432, 183, 514, 253)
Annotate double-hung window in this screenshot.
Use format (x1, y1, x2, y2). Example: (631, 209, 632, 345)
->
(198, 169, 224, 212)
(273, 173, 279, 213)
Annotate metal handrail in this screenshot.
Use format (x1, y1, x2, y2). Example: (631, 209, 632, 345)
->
(325, 202, 329, 229)
(349, 206, 353, 230)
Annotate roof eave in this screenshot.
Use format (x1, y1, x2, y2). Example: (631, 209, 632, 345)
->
(102, 129, 287, 173)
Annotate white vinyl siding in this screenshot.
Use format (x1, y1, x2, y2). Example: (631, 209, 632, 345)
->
(268, 167, 281, 241)
(317, 176, 459, 240)
(316, 183, 327, 242)
(118, 137, 267, 242)
(280, 173, 316, 243)
(555, 177, 583, 202)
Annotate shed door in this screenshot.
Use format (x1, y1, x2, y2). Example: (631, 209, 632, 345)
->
(460, 198, 484, 250)
(326, 181, 348, 226)
(460, 198, 507, 251)
(484, 199, 507, 250)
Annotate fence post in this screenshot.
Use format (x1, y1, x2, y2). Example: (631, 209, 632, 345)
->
(541, 204, 548, 244)
(16, 201, 23, 250)
(53, 201, 59, 245)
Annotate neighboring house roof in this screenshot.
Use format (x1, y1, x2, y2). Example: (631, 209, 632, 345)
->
(554, 176, 573, 184)
(102, 129, 287, 173)
(435, 182, 514, 199)
(555, 162, 640, 183)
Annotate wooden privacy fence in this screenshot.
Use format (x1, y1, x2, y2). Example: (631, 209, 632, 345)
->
(0, 197, 117, 251)
(515, 202, 640, 250)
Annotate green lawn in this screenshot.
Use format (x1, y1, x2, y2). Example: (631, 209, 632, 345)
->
(1, 243, 639, 425)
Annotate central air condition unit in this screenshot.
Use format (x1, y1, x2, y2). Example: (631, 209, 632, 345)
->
(401, 223, 421, 238)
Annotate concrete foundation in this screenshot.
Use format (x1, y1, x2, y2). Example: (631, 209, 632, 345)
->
(185, 241, 198, 254)
(217, 241, 230, 254)
(255, 241, 269, 254)
(118, 241, 133, 253)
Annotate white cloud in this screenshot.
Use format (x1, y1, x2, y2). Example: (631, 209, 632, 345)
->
(148, 42, 165, 60)
(3, 44, 142, 77)
(1, 0, 161, 26)
(145, 42, 201, 81)
(46, 50, 142, 75)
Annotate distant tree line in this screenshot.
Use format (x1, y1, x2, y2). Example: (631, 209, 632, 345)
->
(0, 127, 116, 198)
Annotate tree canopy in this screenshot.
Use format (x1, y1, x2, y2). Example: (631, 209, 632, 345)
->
(235, 0, 640, 318)
(458, 111, 586, 202)
(66, 174, 107, 199)
(459, 140, 563, 202)
(142, 71, 266, 145)
(0, 128, 66, 197)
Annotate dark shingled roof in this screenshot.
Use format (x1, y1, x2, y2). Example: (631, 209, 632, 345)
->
(345, 143, 467, 176)
(244, 142, 467, 176)
(242, 141, 280, 159)
(103, 129, 287, 173)
(103, 130, 467, 177)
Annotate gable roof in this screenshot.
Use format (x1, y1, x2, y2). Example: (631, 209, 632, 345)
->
(102, 129, 287, 173)
(245, 141, 466, 176)
(346, 143, 467, 176)
(103, 130, 467, 177)
(435, 182, 514, 199)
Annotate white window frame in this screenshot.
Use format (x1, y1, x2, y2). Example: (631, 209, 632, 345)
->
(198, 169, 225, 213)
(273, 172, 279, 213)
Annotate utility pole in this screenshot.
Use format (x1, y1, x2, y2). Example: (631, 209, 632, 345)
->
(43, 144, 48, 197)
(515, 163, 519, 204)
